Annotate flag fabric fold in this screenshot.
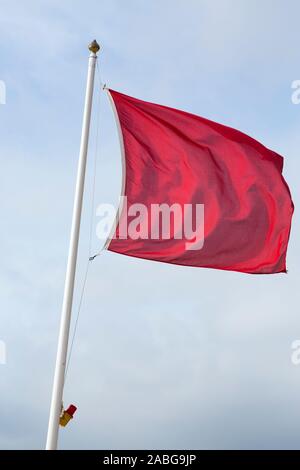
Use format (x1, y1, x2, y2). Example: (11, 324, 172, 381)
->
(106, 89, 293, 274)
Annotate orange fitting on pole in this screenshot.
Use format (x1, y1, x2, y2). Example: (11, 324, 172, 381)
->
(59, 404, 77, 427)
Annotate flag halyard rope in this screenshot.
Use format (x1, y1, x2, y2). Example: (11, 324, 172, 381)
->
(64, 77, 103, 382)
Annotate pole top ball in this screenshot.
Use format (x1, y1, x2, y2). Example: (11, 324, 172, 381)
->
(88, 40, 100, 54)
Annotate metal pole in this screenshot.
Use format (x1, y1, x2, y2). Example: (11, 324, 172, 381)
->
(46, 40, 100, 450)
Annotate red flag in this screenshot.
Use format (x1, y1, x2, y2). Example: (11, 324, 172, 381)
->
(106, 89, 293, 274)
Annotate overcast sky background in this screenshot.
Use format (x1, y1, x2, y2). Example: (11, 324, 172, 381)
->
(1, 0, 300, 449)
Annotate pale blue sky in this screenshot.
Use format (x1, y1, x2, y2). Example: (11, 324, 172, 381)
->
(1, 0, 300, 449)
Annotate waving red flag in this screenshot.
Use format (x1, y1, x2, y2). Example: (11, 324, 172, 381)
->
(106, 89, 293, 274)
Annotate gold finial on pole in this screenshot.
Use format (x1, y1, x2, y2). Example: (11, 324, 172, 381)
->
(88, 39, 100, 54)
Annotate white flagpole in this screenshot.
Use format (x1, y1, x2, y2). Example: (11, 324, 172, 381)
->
(46, 40, 100, 450)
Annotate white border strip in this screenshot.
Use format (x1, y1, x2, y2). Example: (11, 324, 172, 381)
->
(103, 89, 127, 250)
